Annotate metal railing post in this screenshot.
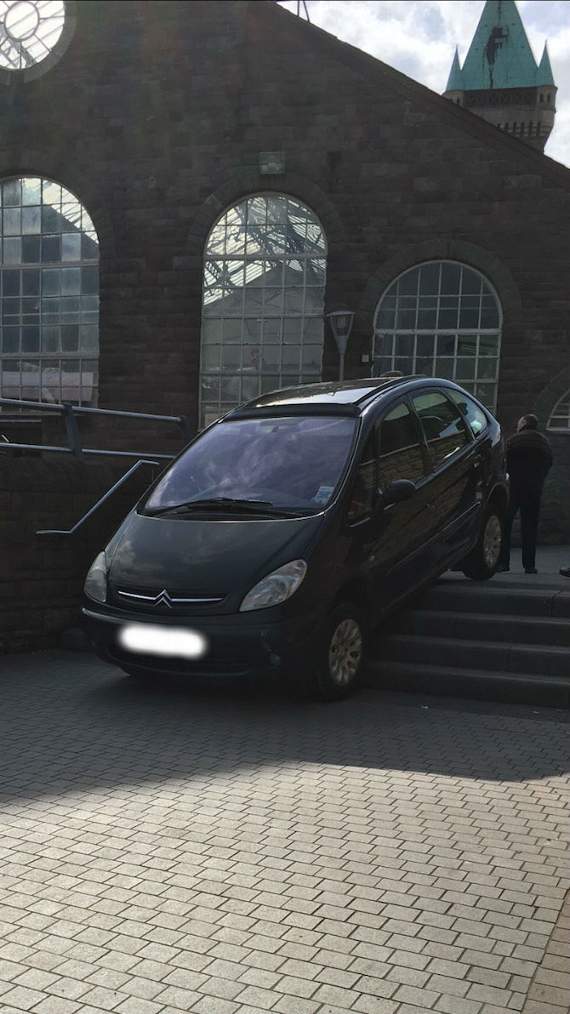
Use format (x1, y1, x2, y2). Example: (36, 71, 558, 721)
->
(62, 403, 83, 458)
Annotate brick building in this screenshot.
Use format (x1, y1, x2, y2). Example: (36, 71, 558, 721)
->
(0, 0, 569, 535)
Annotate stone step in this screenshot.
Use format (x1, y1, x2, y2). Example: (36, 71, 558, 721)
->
(380, 634, 570, 679)
(394, 609, 570, 647)
(367, 659, 570, 708)
(416, 581, 570, 619)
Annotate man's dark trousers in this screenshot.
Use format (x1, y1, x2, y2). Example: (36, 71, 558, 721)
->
(501, 483, 542, 571)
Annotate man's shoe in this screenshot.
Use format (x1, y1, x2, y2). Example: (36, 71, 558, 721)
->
(560, 567, 570, 578)
(525, 567, 538, 574)
(495, 563, 510, 573)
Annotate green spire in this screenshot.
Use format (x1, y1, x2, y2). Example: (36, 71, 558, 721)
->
(460, 0, 538, 90)
(537, 43, 555, 86)
(446, 47, 464, 91)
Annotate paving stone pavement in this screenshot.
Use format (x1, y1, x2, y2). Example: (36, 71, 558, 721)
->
(0, 651, 569, 1014)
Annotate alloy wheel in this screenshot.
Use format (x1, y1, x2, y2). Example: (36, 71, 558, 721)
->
(483, 514, 502, 570)
(328, 617, 363, 686)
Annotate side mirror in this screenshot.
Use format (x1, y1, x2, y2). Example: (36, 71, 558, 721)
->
(381, 479, 416, 506)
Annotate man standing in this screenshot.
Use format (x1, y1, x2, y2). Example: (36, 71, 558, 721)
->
(497, 414, 553, 574)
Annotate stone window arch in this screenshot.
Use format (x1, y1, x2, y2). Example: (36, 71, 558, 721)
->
(547, 391, 570, 433)
(0, 174, 99, 405)
(199, 192, 327, 428)
(373, 260, 503, 410)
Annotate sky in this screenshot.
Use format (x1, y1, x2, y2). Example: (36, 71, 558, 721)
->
(278, 1, 570, 167)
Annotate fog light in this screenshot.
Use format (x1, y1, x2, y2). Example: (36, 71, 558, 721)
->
(119, 624, 207, 659)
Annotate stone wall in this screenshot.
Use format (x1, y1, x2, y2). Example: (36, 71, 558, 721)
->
(1, 0, 568, 440)
(0, 456, 157, 653)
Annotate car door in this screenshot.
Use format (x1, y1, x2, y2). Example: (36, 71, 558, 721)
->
(344, 398, 437, 615)
(372, 398, 440, 603)
(410, 388, 480, 566)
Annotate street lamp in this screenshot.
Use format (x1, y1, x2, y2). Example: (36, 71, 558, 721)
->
(326, 309, 354, 382)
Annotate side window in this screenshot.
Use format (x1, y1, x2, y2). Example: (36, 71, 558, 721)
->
(347, 433, 377, 522)
(378, 401, 426, 487)
(448, 389, 489, 438)
(412, 390, 470, 469)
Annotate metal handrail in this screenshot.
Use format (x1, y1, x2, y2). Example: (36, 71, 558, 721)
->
(0, 396, 192, 459)
(36, 459, 161, 536)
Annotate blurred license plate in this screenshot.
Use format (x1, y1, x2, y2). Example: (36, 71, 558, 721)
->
(119, 624, 208, 659)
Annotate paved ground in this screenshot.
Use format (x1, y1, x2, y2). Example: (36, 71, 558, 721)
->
(0, 653, 569, 1014)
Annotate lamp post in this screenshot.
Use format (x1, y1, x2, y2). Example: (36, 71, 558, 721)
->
(326, 309, 354, 382)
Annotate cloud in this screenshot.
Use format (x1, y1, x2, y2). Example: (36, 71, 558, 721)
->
(278, 0, 569, 167)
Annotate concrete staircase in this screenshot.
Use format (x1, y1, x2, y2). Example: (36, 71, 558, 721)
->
(369, 575, 570, 707)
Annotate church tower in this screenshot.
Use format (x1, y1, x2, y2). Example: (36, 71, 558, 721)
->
(443, 0, 556, 152)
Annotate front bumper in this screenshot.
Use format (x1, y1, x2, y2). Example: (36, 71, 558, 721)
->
(82, 604, 322, 680)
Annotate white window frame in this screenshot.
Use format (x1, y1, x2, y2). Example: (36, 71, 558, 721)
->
(547, 391, 570, 433)
(372, 259, 503, 411)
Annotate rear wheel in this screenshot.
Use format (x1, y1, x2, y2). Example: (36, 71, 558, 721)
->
(461, 507, 503, 581)
(310, 602, 365, 701)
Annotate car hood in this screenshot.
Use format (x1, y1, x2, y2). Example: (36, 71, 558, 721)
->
(107, 510, 324, 603)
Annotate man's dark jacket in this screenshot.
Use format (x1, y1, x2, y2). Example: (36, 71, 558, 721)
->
(507, 430, 553, 493)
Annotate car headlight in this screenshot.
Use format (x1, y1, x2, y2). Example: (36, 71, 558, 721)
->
(240, 560, 307, 613)
(84, 551, 108, 604)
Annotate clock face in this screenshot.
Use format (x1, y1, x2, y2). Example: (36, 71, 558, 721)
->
(0, 0, 65, 71)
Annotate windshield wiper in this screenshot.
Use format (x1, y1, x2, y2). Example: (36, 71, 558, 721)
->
(146, 497, 302, 518)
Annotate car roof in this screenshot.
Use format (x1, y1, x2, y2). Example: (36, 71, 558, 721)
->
(233, 376, 425, 416)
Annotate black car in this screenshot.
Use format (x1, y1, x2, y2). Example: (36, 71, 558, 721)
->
(83, 376, 508, 700)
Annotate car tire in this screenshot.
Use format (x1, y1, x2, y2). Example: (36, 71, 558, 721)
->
(461, 506, 503, 581)
(310, 602, 366, 701)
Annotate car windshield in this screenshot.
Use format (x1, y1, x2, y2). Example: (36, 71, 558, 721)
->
(144, 415, 357, 514)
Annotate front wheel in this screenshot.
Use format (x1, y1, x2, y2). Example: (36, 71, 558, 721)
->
(461, 507, 503, 581)
(310, 602, 365, 701)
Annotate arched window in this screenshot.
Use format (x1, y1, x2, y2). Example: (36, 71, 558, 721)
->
(373, 260, 502, 410)
(0, 175, 99, 405)
(547, 392, 570, 432)
(200, 193, 327, 427)
(0, 1, 65, 71)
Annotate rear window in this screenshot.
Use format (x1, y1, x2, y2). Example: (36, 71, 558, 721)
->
(412, 390, 470, 469)
(448, 389, 489, 437)
(145, 415, 357, 513)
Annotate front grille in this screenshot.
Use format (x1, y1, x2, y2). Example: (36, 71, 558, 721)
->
(111, 586, 225, 614)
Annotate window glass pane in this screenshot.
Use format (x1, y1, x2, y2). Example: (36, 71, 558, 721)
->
(441, 262, 461, 294)
(412, 390, 470, 468)
(22, 236, 41, 263)
(398, 268, 419, 296)
(0, 177, 99, 405)
(348, 433, 377, 522)
(62, 234, 82, 261)
(461, 267, 482, 295)
(449, 390, 489, 436)
(455, 357, 476, 380)
(419, 263, 440, 295)
(379, 402, 425, 485)
(3, 270, 20, 296)
(22, 206, 41, 234)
